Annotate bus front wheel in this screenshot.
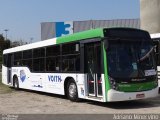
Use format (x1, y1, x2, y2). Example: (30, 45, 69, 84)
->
(67, 80, 79, 102)
(13, 76, 19, 90)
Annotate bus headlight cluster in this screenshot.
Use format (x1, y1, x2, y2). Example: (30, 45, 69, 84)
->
(109, 76, 118, 90)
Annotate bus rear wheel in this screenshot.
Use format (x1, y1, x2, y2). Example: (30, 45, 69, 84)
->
(13, 76, 19, 90)
(67, 80, 79, 102)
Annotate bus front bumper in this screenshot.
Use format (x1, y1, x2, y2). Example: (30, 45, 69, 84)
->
(107, 87, 159, 102)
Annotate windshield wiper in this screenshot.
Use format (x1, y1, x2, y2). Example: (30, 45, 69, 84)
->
(139, 47, 154, 62)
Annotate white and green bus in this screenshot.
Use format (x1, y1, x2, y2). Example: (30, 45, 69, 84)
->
(2, 28, 159, 102)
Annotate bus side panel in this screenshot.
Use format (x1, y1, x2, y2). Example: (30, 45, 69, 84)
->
(76, 74, 86, 99)
(4, 66, 87, 99)
(44, 73, 85, 97)
(11, 67, 86, 97)
(12, 67, 31, 89)
(44, 73, 65, 95)
(2, 65, 8, 85)
(11, 67, 49, 93)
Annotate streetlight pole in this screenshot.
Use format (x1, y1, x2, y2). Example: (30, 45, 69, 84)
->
(4, 29, 9, 40)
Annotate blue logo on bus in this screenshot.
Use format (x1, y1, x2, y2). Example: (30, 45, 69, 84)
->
(20, 70, 26, 82)
(48, 75, 62, 82)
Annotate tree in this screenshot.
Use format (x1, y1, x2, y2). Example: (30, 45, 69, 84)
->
(0, 49, 2, 69)
(0, 34, 11, 70)
(0, 34, 11, 50)
(3, 40, 11, 49)
(0, 35, 5, 50)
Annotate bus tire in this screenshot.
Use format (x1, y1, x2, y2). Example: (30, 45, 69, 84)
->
(13, 76, 19, 90)
(67, 79, 79, 102)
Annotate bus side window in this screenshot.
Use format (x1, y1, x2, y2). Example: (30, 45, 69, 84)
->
(46, 57, 60, 72)
(22, 50, 33, 71)
(75, 56, 80, 71)
(63, 60, 69, 72)
(32, 48, 45, 72)
(46, 45, 60, 72)
(14, 52, 22, 66)
(62, 42, 80, 72)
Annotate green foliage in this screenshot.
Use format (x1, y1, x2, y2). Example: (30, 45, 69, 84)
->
(0, 34, 11, 50)
(0, 34, 11, 70)
(0, 35, 13, 93)
(0, 49, 2, 71)
(0, 35, 5, 50)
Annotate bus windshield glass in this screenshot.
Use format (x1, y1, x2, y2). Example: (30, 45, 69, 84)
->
(107, 38, 156, 79)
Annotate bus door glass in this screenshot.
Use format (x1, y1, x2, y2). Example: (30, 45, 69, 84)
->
(153, 40, 160, 66)
(7, 54, 13, 84)
(84, 42, 102, 97)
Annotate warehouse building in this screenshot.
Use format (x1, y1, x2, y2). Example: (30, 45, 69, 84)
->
(41, 19, 140, 40)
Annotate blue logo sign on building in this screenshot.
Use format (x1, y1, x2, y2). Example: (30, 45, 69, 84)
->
(56, 21, 73, 37)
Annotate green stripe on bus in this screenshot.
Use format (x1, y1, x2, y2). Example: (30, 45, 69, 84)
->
(103, 44, 111, 101)
(117, 81, 157, 92)
(56, 28, 104, 44)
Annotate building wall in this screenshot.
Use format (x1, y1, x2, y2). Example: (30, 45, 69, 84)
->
(41, 22, 56, 40)
(140, 0, 160, 33)
(41, 19, 140, 40)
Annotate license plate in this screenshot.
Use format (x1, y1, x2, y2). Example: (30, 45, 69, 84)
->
(136, 93, 145, 98)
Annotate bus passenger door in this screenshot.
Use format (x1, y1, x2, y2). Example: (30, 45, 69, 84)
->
(84, 42, 102, 97)
(7, 54, 13, 84)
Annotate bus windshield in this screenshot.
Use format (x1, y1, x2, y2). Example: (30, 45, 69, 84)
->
(107, 39, 156, 79)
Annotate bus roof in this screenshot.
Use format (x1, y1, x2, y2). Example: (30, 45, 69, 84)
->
(3, 28, 104, 54)
(3, 27, 145, 54)
(56, 28, 104, 44)
(3, 38, 56, 54)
